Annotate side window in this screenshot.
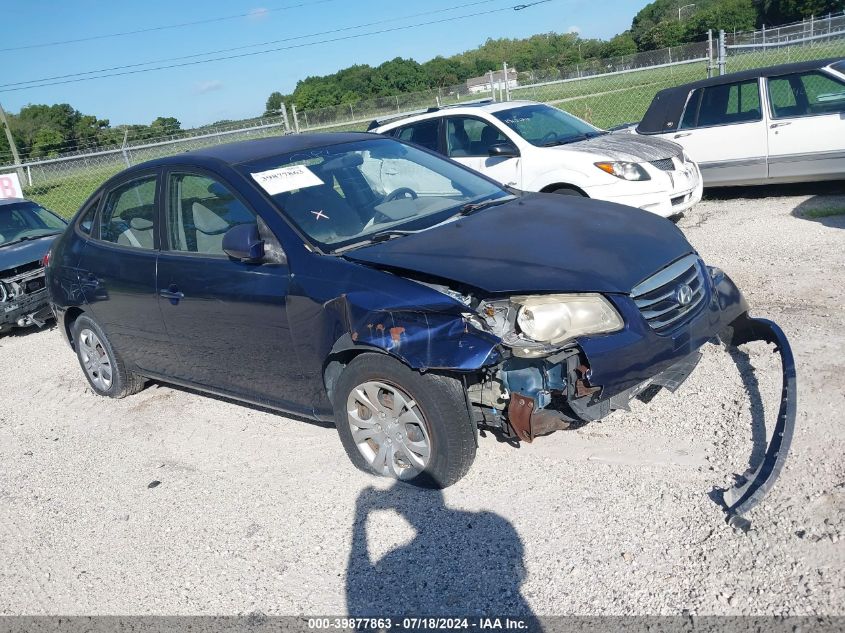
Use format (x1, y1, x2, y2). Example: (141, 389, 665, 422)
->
(99, 176, 157, 249)
(76, 196, 100, 235)
(679, 88, 703, 129)
(167, 173, 257, 255)
(394, 119, 439, 152)
(446, 118, 508, 158)
(769, 71, 845, 118)
(693, 80, 761, 128)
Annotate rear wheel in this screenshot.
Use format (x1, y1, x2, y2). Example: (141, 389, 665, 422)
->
(333, 354, 476, 488)
(72, 315, 146, 398)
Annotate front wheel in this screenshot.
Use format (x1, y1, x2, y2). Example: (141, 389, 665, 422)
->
(333, 354, 476, 488)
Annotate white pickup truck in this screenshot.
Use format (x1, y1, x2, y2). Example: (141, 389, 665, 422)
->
(371, 100, 702, 219)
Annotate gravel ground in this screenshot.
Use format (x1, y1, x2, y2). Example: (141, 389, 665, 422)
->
(1, 186, 843, 617)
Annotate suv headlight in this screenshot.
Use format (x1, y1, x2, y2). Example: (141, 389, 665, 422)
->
(513, 294, 623, 344)
(595, 161, 651, 181)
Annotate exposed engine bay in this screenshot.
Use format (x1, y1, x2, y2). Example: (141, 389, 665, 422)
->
(0, 261, 53, 334)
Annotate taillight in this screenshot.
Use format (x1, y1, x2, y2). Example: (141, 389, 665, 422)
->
(41, 250, 51, 268)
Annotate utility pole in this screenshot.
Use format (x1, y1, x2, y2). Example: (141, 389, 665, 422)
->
(0, 102, 22, 173)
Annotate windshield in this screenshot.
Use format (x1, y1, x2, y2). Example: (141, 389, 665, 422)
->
(239, 138, 508, 251)
(493, 104, 604, 146)
(0, 201, 67, 247)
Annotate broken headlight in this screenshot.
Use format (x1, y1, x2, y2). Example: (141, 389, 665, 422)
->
(514, 294, 623, 344)
(474, 294, 624, 358)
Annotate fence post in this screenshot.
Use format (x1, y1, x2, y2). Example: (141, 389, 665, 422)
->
(718, 29, 727, 75)
(395, 95, 400, 113)
(349, 104, 354, 120)
(762, 23, 767, 48)
(707, 29, 714, 78)
(503, 62, 511, 101)
(281, 103, 290, 133)
(120, 127, 131, 167)
(291, 105, 301, 134)
(304, 111, 309, 130)
(26, 164, 32, 186)
(489, 70, 496, 101)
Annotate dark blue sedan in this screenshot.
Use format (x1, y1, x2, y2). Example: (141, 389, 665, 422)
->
(46, 133, 795, 526)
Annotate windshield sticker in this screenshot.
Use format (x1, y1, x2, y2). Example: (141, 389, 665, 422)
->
(250, 165, 323, 195)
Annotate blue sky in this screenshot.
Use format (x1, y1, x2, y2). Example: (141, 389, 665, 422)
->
(1, 0, 646, 128)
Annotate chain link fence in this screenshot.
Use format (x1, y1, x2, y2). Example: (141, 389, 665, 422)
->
(3, 14, 843, 218)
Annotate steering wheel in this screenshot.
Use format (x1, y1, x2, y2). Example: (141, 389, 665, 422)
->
(539, 131, 559, 145)
(385, 187, 418, 202)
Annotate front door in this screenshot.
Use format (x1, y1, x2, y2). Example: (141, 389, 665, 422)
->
(444, 116, 522, 188)
(156, 169, 301, 409)
(661, 78, 768, 186)
(77, 171, 170, 373)
(766, 69, 845, 181)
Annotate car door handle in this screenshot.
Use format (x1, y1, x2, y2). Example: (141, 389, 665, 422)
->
(159, 286, 184, 302)
(673, 132, 692, 138)
(770, 122, 792, 129)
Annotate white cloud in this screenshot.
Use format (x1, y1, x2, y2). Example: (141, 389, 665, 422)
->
(193, 80, 224, 95)
(247, 7, 269, 21)
(566, 25, 581, 35)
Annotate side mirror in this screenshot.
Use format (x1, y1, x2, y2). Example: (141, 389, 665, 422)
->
(222, 223, 264, 263)
(488, 141, 520, 158)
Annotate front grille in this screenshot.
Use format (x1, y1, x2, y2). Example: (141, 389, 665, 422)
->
(631, 254, 706, 333)
(650, 157, 676, 171)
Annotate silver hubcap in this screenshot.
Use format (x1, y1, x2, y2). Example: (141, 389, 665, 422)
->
(346, 381, 432, 479)
(78, 328, 113, 391)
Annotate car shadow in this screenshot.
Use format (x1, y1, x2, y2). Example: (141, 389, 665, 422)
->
(346, 483, 540, 625)
(792, 194, 845, 229)
(703, 180, 845, 201)
(0, 321, 57, 339)
(709, 345, 769, 510)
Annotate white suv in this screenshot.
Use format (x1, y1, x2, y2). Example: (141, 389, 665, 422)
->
(372, 100, 702, 218)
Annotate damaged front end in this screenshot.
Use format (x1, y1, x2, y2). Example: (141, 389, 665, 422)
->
(0, 261, 53, 334)
(444, 257, 795, 528)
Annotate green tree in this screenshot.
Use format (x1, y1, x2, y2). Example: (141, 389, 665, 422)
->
(150, 116, 181, 136)
(264, 91, 285, 115)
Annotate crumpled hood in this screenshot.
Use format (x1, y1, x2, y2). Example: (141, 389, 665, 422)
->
(0, 235, 57, 275)
(563, 133, 682, 162)
(344, 193, 695, 295)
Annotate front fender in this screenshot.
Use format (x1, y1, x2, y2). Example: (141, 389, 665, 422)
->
(323, 292, 502, 371)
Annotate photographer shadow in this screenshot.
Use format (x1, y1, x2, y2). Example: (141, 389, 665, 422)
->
(346, 483, 539, 624)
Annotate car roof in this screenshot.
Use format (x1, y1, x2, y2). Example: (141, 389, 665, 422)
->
(123, 132, 380, 174)
(372, 100, 539, 131)
(638, 57, 843, 134)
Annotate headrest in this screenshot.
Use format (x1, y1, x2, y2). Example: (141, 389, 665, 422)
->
(129, 217, 153, 231)
(192, 202, 229, 234)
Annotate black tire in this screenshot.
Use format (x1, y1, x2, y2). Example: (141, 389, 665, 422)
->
(72, 314, 146, 399)
(333, 353, 476, 488)
(551, 186, 586, 197)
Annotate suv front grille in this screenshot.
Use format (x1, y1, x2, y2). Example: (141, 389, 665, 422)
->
(650, 157, 676, 171)
(631, 254, 706, 333)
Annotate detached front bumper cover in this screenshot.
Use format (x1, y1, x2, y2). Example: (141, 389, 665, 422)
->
(721, 315, 797, 531)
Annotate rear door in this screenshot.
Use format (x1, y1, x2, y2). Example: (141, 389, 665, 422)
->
(663, 79, 768, 185)
(765, 70, 845, 181)
(443, 116, 521, 188)
(76, 171, 170, 373)
(156, 168, 300, 408)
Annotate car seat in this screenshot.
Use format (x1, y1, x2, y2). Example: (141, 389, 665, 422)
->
(448, 120, 471, 157)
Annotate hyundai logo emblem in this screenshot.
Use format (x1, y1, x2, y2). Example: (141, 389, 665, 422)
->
(675, 284, 694, 306)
